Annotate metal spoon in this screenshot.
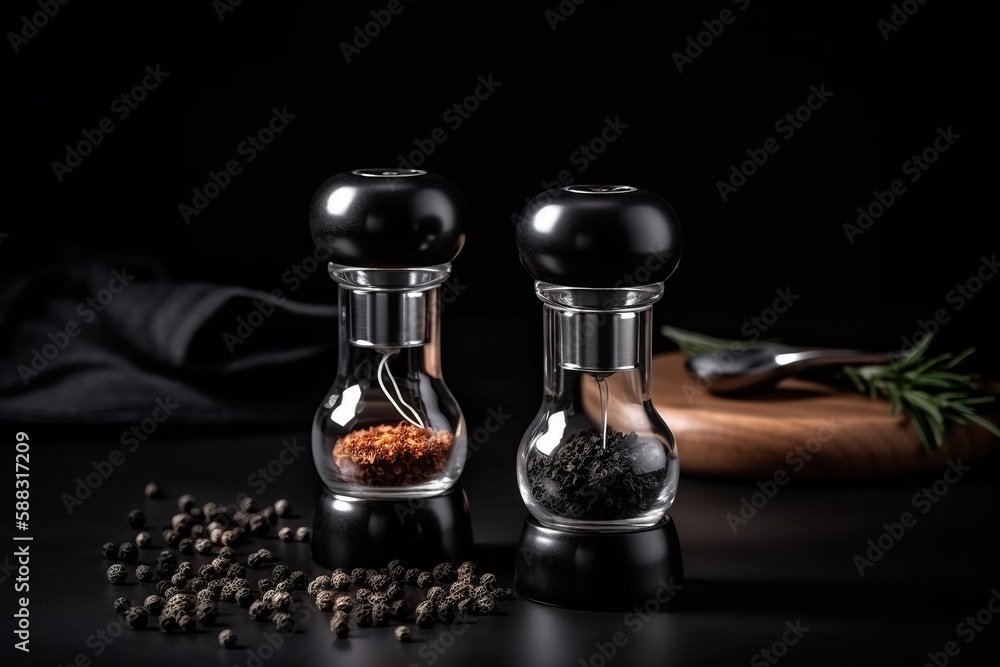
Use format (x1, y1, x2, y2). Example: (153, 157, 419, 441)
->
(684, 344, 899, 394)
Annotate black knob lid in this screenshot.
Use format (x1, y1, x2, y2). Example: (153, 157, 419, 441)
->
(515, 185, 682, 288)
(310, 168, 466, 267)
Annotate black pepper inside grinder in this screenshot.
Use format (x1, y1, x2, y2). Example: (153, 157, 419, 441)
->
(513, 185, 684, 611)
(308, 168, 472, 569)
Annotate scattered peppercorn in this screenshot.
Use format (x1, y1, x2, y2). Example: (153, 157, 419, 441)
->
(289, 571, 309, 590)
(307, 576, 330, 595)
(222, 528, 244, 546)
(432, 562, 456, 583)
(198, 602, 220, 625)
(295, 526, 311, 542)
(271, 565, 290, 582)
(101, 542, 118, 560)
(143, 594, 164, 615)
(118, 542, 138, 563)
(135, 565, 153, 582)
(114, 596, 130, 616)
(258, 578, 274, 594)
(261, 507, 277, 525)
(316, 590, 337, 612)
(477, 595, 498, 614)
(107, 564, 128, 584)
(235, 587, 254, 608)
(331, 614, 349, 638)
(125, 606, 149, 630)
(416, 571, 434, 588)
(178, 494, 196, 512)
(278, 527, 293, 542)
(272, 612, 294, 634)
(227, 563, 246, 578)
(331, 572, 351, 591)
(249, 600, 271, 621)
(144, 481, 161, 498)
(134, 532, 151, 549)
(127, 509, 145, 529)
(334, 595, 355, 613)
(391, 599, 411, 619)
(195, 538, 213, 555)
(394, 625, 412, 642)
(240, 497, 258, 513)
(457, 561, 476, 580)
(270, 591, 292, 612)
(218, 629, 237, 648)
(354, 603, 373, 627)
(273, 499, 291, 517)
(162, 528, 181, 548)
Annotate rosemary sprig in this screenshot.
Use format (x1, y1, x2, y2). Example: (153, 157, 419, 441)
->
(661, 326, 1000, 453)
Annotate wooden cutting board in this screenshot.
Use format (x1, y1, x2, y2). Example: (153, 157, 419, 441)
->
(651, 352, 999, 479)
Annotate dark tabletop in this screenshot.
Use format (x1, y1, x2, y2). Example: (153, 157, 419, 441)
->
(6, 414, 1000, 667)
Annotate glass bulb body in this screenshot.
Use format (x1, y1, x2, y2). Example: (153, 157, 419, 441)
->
(516, 282, 678, 531)
(312, 264, 466, 499)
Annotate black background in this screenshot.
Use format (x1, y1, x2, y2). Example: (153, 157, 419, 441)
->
(3, 2, 1000, 665)
(5, 0, 999, 369)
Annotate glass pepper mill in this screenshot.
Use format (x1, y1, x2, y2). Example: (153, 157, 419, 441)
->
(513, 184, 684, 610)
(308, 168, 472, 569)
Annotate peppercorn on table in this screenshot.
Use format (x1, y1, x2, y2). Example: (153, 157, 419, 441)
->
(15, 416, 1000, 666)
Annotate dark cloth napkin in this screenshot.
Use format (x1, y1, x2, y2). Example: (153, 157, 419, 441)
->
(0, 256, 338, 423)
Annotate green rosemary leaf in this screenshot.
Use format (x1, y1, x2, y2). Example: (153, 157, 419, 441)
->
(965, 413, 1000, 439)
(660, 326, 742, 356)
(661, 327, 998, 453)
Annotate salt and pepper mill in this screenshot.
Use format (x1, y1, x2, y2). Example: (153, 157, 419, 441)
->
(513, 185, 684, 610)
(308, 168, 472, 569)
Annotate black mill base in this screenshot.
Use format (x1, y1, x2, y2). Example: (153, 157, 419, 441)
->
(311, 483, 473, 570)
(514, 515, 683, 611)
